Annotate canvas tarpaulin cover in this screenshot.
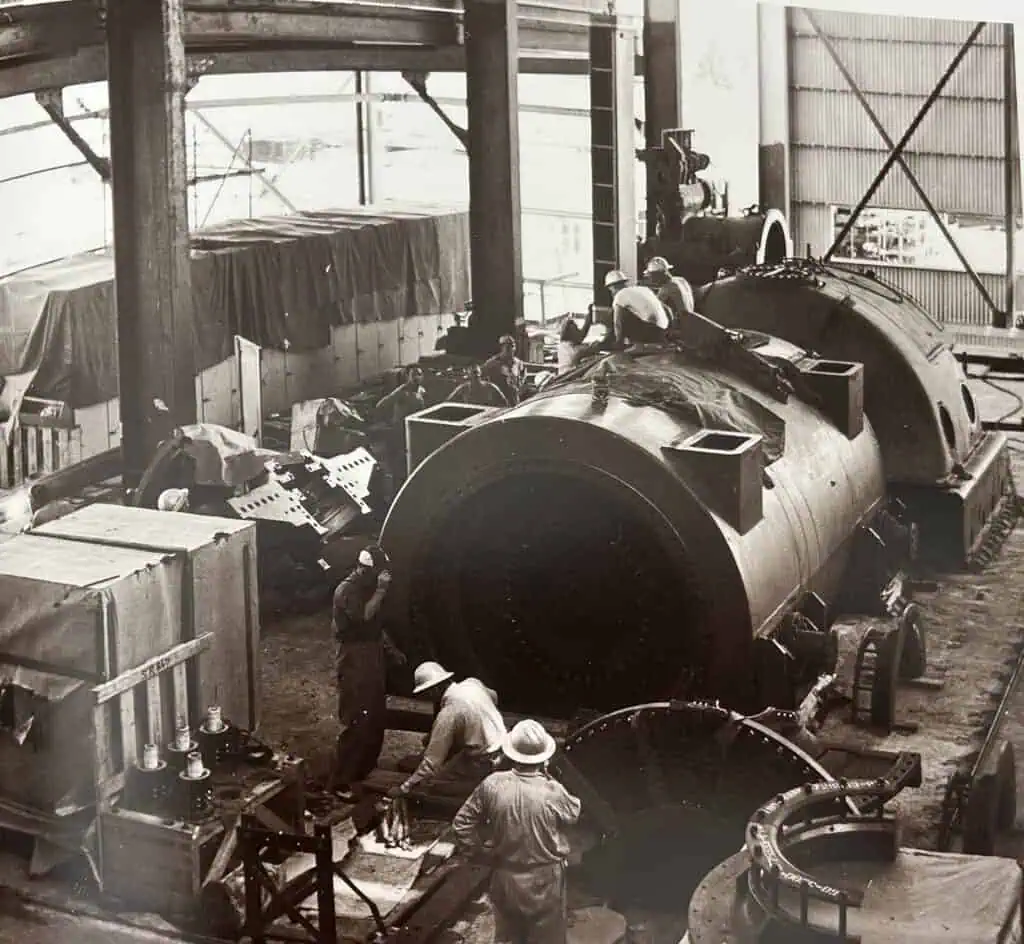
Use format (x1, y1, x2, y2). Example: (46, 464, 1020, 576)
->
(0, 205, 470, 410)
(777, 848, 1022, 943)
(537, 350, 787, 462)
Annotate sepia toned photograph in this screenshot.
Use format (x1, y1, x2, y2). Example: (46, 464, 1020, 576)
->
(0, 0, 1023, 941)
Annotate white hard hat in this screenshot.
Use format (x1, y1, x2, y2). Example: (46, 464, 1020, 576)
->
(644, 256, 673, 275)
(157, 488, 190, 512)
(603, 270, 629, 289)
(503, 719, 557, 765)
(412, 661, 455, 695)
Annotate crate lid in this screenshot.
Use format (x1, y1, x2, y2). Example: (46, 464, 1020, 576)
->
(0, 533, 176, 588)
(33, 504, 254, 552)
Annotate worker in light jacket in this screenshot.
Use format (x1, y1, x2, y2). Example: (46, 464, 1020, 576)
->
(329, 544, 406, 801)
(389, 661, 506, 801)
(452, 720, 582, 944)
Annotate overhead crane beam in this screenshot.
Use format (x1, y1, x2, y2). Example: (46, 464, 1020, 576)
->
(0, 0, 606, 100)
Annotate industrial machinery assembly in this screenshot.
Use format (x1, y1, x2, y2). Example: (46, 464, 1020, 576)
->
(383, 257, 1014, 719)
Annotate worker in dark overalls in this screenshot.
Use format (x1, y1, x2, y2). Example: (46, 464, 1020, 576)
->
(329, 544, 406, 801)
(453, 720, 582, 944)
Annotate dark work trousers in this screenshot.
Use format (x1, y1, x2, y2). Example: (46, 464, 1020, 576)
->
(332, 641, 387, 789)
(614, 308, 667, 345)
(490, 861, 568, 944)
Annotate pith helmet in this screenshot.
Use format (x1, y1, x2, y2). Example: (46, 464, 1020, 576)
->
(412, 661, 455, 695)
(644, 256, 673, 275)
(503, 719, 557, 765)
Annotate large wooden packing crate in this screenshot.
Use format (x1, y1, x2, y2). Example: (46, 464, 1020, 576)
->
(34, 505, 260, 731)
(0, 511, 259, 816)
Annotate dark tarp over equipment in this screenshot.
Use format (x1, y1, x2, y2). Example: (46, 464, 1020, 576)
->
(0, 205, 470, 409)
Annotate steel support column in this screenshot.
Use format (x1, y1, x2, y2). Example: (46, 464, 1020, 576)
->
(106, 0, 195, 485)
(1004, 24, 1018, 326)
(590, 16, 637, 304)
(355, 71, 375, 205)
(643, 0, 682, 240)
(757, 3, 791, 218)
(464, 0, 523, 352)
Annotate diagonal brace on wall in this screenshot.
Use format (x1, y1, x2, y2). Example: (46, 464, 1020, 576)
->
(805, 13, 1000, 320)
(35, 90, 111, 181)
(402, 71, 470, 153)
(190, 108, 298, 214)
(824, 21, 988, 266)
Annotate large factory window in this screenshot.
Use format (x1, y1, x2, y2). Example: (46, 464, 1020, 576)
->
(830, 204, 1021, 276)
(409, 472, 703, 718)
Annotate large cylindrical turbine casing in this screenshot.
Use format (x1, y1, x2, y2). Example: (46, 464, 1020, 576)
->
(700, 263, 985, 485)
(382, 340, 885, 716)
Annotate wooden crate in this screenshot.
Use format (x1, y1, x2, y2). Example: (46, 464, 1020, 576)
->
(0, 535, 192, 812)
(92, 634, 304, 915)
(35, 505, 261, 731)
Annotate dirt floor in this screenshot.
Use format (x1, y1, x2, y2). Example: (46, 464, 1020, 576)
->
(251, 372, 1024, 938)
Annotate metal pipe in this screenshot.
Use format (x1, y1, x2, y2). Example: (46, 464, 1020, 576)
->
(806, 12, 1000, 320)
(355, 70, 368, 206)
(825, 21, 987, 262)
(1004, 23, 1017, 327)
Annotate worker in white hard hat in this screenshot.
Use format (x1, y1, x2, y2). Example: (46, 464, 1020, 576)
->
(482, 334, 527, 406)
(642, 255, 696, 327)
(328, 543, 407, 801)
(157, 488, 190, 512)
(453, 719, 582, 944)
(389, 661, 506, 800)
(603, 268, 669, 348)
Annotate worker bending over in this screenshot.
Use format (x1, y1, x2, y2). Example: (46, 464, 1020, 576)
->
(447, 364, 509, 408)
(453, 720, 582, 944)
(329, 544, 406, 801)
(482, 335, 527, 405)
(375, 365, 425, 488)
(603, 270, 669, 347)
(643, 256, 695, 326)
(390, 661, 506, 800)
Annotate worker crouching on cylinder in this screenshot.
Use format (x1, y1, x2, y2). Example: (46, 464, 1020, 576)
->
(389, 661, 506, 801)
(603, 270, 669, 348)
(329, 544, 407, 801)
(453, 720, 582, 944)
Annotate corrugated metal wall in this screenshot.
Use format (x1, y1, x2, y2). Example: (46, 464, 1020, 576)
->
(787, 11, 1012, 325)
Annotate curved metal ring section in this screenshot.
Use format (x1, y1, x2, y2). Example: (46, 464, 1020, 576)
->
(744, 752, 921, 940)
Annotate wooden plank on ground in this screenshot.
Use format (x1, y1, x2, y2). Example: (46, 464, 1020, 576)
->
(379, 859, 492, 944)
